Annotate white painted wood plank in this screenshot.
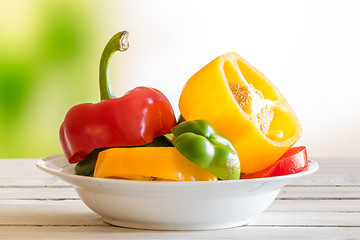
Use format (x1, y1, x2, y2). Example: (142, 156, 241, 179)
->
(0, 198, 358, 227)
(290, 158, 360, 185)
(3, 173, 356, 187)
(1, 158, 359, 186)
(251, 212, 360, 226)
(267, 199, 360, 212)
(278, 186, 360, 199)
(0, 200, 104, 226)
(3, 197, 360, 215)
(1, 186, 359, 200)
(0, 159, 67, 187)
(0, 158, 359, 238)
(0, 200, 359, 227)
(293, 172, 360, 186)
(312, 157, 359, 163)
(0, 178, 67, 187)
(0, 226, 359, 240)
(0, 187, 79, 200)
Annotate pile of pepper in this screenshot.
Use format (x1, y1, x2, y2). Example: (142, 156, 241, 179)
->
(59, 31, 308, 181)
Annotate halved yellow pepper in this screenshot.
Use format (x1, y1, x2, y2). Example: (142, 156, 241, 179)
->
(179, 52, 302, 173)
(93, 147, 218, 181)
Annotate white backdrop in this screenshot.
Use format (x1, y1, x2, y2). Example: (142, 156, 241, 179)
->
(101, 0, 360, 157)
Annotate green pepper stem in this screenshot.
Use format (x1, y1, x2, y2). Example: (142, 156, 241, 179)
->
(99, 31, 129, 101)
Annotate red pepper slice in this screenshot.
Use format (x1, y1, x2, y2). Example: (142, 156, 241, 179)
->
(59, 31, 176, 164)
(242, 146, 308, 179)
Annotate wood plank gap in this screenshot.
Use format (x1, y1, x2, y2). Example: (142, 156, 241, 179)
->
(2, 224, 360, 228)
(268, 211, 360, 213)
(4, 197, 358, 201)
(276, 197, 360, 200)
(2, 184, 359, 188)
(0, 224, 103, 227)
(0, 198, 81, 201)
(2, 185, 356, 188)
(248, 225, 360, 228)
(288, 185, 360, 187)
(0, 185, 71, 188)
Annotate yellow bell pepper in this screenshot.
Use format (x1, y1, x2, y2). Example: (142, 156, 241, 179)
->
(93, 147, 218, 181)
(179, 52, 302, 173)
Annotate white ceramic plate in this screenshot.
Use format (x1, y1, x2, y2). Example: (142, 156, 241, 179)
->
(37, 154, 318, 230)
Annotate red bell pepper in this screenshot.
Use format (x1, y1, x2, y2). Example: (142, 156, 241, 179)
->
(242, 146, 308, 179)
(59, 31, 176, 164)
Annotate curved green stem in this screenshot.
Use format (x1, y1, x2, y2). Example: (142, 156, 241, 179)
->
(99, 31, 129, 101)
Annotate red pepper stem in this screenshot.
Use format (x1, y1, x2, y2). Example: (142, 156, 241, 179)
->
(99, 31, 129, 101)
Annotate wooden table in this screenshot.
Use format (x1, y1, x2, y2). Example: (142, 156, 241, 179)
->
(0, 157, 359, 239)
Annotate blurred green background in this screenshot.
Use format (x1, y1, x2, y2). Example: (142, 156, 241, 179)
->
(0, 0, 111, 157)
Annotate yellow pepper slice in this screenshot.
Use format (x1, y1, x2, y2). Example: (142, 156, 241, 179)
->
(179, 52, 302, 173)
(93, 147, 218, 181)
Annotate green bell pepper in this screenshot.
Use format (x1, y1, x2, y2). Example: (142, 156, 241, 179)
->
(74, 147, 106, 176)
(171, 120, 240, 180)
(74, 135, 173, 176)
